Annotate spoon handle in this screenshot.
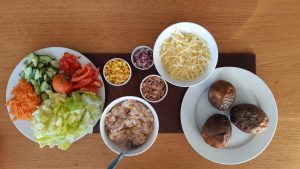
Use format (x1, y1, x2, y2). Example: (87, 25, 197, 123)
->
(107, 151, 126, 169)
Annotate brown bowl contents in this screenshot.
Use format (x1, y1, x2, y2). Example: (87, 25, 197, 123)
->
(105, 100, 154, 147)
(141, 75, 167, 102)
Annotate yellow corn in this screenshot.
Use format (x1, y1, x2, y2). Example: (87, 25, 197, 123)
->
(104, 59, 130, 84)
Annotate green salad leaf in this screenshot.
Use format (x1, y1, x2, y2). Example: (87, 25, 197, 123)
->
(32, 91, 103, 150)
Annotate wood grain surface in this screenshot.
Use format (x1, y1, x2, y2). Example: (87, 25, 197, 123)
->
(0, 0, 300, 168)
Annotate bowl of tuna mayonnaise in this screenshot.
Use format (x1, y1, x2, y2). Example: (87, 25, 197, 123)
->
(99, 96, 159, 156)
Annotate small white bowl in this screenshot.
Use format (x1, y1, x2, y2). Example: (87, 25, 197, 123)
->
(131, 45, 154, 70)
(153, 22, 218, 87)
(99, 96, 159, 156)
(103, 58, 132, 86)
(140, 74, 168, 103)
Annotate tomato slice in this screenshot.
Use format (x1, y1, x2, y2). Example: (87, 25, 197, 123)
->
(59, 59, 65, 69)
(71, 66, 92, 82)
(73, 61, 81, 69)
(64, 52, 70, 56)
(80, 85, 98, 93)
(60, 53, 82, 76)
(72, 66, 87, 78)
(72, 77, 94, 89)
(86, 64, 95, 77)
(91, 68, 100, 80)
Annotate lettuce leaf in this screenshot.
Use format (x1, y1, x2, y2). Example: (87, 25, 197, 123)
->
(32, 91, 103, 150)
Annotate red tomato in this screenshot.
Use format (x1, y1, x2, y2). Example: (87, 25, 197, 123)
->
(52, 74, 73, 94)
(73, 66, 86, 77)
(91, 68, 99, 80)
(59, 52, 82, 76)
(71, 65, 93, 82)
(72, 77, 94, 89)
(60, 56, 103, 92)
(80, 85, 98, 93)
(73, 61, 81, 69)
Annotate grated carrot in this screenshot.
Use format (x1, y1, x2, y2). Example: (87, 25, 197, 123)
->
(6, 79, 41, 121)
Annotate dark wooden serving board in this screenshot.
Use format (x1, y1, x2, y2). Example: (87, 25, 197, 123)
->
(85, 53, 256, 133)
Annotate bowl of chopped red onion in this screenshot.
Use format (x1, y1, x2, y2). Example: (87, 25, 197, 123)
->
(131, 46, 154, 70)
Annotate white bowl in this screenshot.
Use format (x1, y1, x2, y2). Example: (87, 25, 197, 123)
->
(140, 74, 168, 103)
(99, 96, 159, 156)
(102, 58, 132, 86)
(131, 45, 154, 70)
(153, 22, 218, 87)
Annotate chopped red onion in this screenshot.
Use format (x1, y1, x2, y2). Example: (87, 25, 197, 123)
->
(133, 47, 153, 69)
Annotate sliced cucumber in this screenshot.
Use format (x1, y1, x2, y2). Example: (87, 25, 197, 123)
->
(48, 67, 58, 77)
(50, 60, 59, 68)
(37, 62, 44, 68)
(34, 69, 42, 80)
(25, 53, 35, 65)
(45, 71, 51, 78)
(45, 89, 53, 95)
(40, 67, 46, 72)
(35, 87, 41, 95)
(21, 53, 58, 96)
(45, 70, 56, 78)
(40, 81, 51, 92)
(24, 59, 30, 66)
(39, 55, 52, 64)
(24, 67, 32, 78)
(46, 54, 55, 60)
(19, 71, 25, 79)
(30, 79, 37, 87)
(37, 78, 42, 86)
(31, 55, 39, 67)
(40, 92, 49, 100)
(43, 74, 48, 82)
(22, 64, 28, 70)
(32, 68, 37, 78)
(47, 66, 58, 73)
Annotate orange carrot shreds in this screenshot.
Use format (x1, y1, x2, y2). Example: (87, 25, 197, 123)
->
(6, 79, 41, 121)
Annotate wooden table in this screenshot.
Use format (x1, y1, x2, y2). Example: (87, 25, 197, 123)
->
(1, 0, 299, 168)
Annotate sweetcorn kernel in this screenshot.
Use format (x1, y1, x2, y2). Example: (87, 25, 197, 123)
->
(104, 59, 130, 85)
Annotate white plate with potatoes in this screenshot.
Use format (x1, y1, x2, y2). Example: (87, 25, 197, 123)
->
(180, 67, 278, 165)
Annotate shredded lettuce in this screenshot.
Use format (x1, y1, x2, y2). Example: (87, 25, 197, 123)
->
(32, 91, 103, 150)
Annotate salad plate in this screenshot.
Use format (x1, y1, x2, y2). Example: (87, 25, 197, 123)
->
(6, 47, 105, 145)
(180, 67, 277, 165)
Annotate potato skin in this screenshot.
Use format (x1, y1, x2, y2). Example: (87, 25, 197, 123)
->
(230, 104, 269, 134)
(201, 114, 232, 148)
(208, 80, 236, 111)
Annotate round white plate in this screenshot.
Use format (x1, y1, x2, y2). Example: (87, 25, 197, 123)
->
(180, 67, 277, 165)
(153, 22, 218, 87)
(6, 47, 105, 143)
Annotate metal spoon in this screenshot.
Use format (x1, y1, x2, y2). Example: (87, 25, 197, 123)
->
(107, 141, 133, 169)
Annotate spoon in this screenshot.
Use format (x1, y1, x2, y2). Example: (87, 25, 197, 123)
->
(107, 141, 133, 169)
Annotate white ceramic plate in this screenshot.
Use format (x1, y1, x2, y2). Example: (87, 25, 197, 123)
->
(180, 67, 278, 165)
(6, 47, 105, 143)
(99, 96, 159, 156)
(153, 22, 218, 87)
